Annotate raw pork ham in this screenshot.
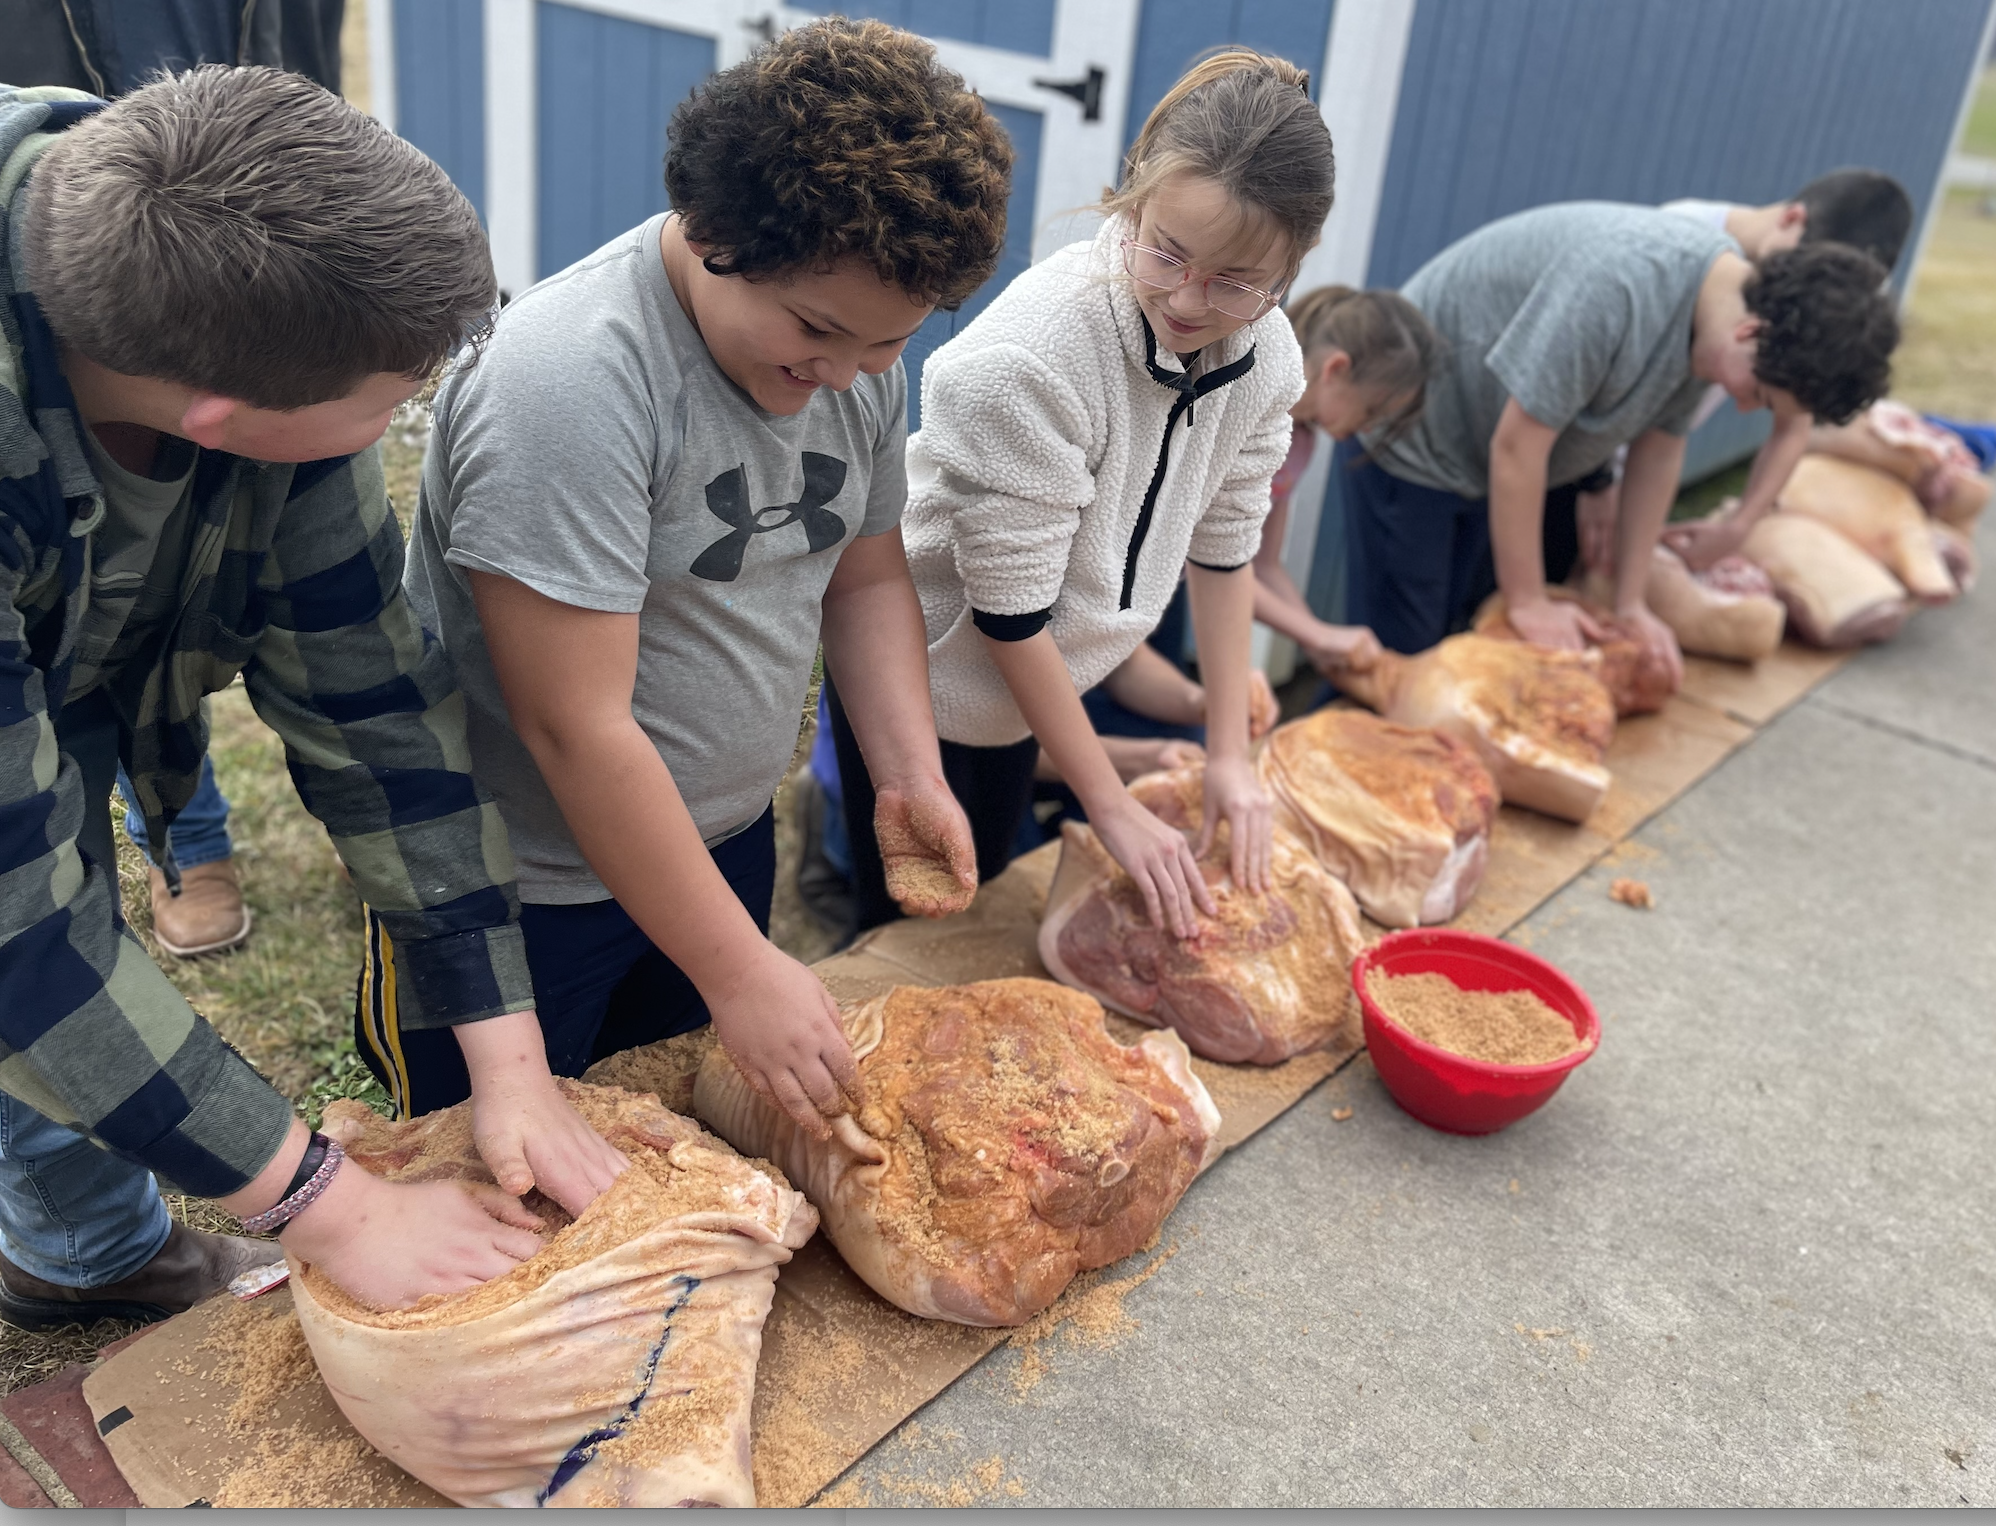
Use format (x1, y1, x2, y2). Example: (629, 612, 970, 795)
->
(1036, 765, 1365, 1063)
(1581, 548, 1786, 663)
(1255, 710, 1497, 928)
(1742, 512, 1910, 648)
(1778, 455, 1958, 605)
(1810, 400, 1990, 528)
(293, 1082, 815, 1508)
(1338, 633, 1615, 825)
(1473, 591, 1675, 715)
(693, 978, 1217, 1327)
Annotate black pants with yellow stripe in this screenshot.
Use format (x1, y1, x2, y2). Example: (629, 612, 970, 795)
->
(355, 807, 777, 1117)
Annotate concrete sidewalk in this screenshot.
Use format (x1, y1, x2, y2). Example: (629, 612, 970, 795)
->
(829, 525, 1996, 1508)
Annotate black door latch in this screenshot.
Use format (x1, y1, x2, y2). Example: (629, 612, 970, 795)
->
(1032, 66, 1105, 122)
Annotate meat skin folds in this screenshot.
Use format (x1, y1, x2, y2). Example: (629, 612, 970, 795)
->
(693, 979, 1218, 1328)
(291, 1083, 817, 1508)
(1255, 712, 1498, 928)
(1337, 633, 1615, 824)
(1038, 767, 1366, 1062)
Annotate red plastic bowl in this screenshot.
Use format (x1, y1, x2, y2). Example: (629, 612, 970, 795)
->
(1350, 930, 1599, 1135)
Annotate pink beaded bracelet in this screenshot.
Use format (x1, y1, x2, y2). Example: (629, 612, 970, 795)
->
(240, 1137, 346, 1235)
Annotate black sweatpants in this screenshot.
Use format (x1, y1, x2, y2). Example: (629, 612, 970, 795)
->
(823, 679, 1039, 936)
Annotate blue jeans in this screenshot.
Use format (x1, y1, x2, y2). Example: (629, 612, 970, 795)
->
(0, 693, 175, 1286)
(120, 755, 233, 868)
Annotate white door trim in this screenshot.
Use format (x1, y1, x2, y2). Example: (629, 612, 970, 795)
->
(1296, 0, 1417, 292)
(484, 0, 537, 299)
(364, 0, 396, 127)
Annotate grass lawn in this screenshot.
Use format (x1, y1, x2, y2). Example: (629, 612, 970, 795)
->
(1959, 67, 1996, 159)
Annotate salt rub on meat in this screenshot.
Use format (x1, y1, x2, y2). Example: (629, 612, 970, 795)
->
(1038, 765, 1368, 1061)
(694, 979, 1219, 1327)
(289, 1082, 816, 1508)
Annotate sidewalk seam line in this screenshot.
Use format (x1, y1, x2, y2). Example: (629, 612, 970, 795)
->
(0, 1410, 78, 1508)
(1810, 697, 1996, 775)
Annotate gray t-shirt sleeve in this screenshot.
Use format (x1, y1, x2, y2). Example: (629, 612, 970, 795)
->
(1483, 251, 1634, 435)
(439, 327, 661, 615)
(858, 362, 909, 536)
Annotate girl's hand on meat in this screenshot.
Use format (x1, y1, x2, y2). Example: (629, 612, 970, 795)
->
(1092, 792, 1216, 938)
(1197, 754, 1274, 894)
(278, 1164, 546, 1311)
(709, 946, 862, 1139)
(1304, 624, 1383, 678)
(874, 773, 978, 917)
(1246, 669, 1281, 739)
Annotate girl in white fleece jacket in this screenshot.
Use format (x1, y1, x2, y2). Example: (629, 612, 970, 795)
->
(826, 49, 1337, 937)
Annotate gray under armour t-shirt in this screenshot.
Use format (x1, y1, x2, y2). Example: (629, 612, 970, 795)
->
(1370, 202, 1738, 498)
(404, 213, 907, 903)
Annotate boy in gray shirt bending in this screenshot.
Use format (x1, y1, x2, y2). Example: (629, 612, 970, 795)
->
(388, 19, 1011, 1137)
(1344, 201, 1897, 672)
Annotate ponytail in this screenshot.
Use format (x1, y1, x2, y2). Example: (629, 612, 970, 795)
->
(1287, 284, 1441, 440)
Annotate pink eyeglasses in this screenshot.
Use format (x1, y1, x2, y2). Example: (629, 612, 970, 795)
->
(1120, 240, 1286, 321)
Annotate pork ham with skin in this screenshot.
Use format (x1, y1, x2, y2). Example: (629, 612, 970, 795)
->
(291, 1083, 816, 1508)
(1337, 632, 1616, 824)
(1473, 590, 1675, 716)
(1743, 512, 1911, 648)
(1578, 548, 1786, 664)
(1037, 765, 1366, 1063)
(1777, 454, 1959, 606)
(1255, 710, 1498, 928)
(693, 978, 1218, 1327)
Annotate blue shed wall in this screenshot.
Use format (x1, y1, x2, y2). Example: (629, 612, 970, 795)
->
(535, 3, 713, 279)
(1364, 0, 1993, 483)
(1122, 0, 1334, 152)
(393, 0, 485, 220)
(791, 3, 1057, 58)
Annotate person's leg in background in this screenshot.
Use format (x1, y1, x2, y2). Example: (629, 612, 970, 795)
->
(1341, 439, 1483, 654)
(121, 755, 251, 957)
(0, 693, 275, 1328)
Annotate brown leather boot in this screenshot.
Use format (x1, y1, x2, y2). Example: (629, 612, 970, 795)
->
(0, 1223, 282, 1331)
(148, 858, 252, 957)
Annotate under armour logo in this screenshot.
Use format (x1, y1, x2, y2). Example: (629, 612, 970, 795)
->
(689, 452, 849, 582)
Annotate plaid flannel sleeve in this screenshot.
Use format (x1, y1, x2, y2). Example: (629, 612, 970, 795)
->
(241, 446, 534, 1031)
(0, 493, 294, 1198)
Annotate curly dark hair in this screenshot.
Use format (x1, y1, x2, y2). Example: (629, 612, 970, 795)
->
(664, 17, 1012, 309)
(1744, 244, 1897, 426)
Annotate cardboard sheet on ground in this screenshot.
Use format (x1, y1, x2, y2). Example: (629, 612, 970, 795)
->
(78, 653, 1828, 1507)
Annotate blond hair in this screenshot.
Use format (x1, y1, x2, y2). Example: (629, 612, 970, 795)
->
(1287, 284, 1440, 439)
(1103, 49, 1334, 282)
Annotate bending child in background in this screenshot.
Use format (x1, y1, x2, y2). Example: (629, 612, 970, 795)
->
(831, 48, 1336, 938)
(392, 20, 1005, 1139)
(1652, 168, 1914, 570)
(1250, 284, 1441, 681)
(1345, 202, 1899, 676)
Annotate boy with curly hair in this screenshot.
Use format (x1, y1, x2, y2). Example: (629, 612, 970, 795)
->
(1344, 202, 1897, 674)
(387, 17, 1010, 1136)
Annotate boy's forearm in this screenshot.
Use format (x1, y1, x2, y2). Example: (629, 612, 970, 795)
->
(1489, 404, 1558, 606)
(820, 529, 947, 789)
(984, 631, 1127, 816)
(1614, 431, 1689, 613)
(527, 712, 767, 993)
(1185, 563, 1254, 761)
(452, 1008, 553, 1089)
(1730, 411, 1812, 528)
(1101, 640, 1205, 727)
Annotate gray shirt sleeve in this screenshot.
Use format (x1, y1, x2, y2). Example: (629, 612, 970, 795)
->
(439, 326, 662, 615)
(859, 362, 909, 537)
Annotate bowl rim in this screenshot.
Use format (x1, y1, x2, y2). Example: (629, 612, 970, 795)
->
(1351, 929, 1601, 1080)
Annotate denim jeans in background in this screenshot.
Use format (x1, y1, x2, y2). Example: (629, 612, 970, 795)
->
(0, 692, 176, 1285)
(119, 755, 233, 868)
